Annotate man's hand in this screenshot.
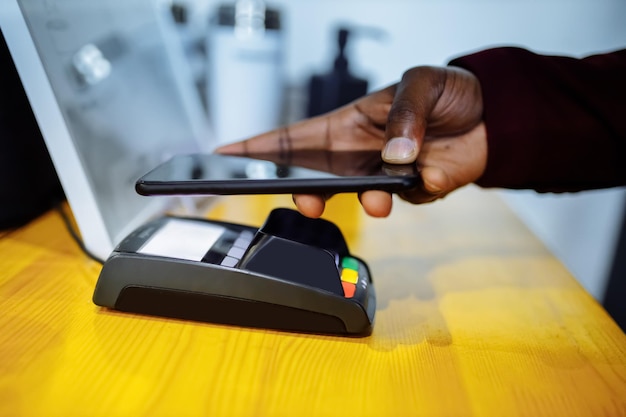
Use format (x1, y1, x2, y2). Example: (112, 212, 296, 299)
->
(216, 65, 487, 218)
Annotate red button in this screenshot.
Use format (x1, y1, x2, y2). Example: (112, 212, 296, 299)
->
(342, 281, 356, 298)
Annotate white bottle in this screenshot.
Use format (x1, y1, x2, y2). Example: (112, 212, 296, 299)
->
(206, 0, 283, 146)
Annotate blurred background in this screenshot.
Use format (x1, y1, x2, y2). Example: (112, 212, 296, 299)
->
(3, 0, 626, 323)
(170, 0, 626, 308)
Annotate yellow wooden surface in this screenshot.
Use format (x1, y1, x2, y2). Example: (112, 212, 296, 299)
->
(1, 187, 625, 417)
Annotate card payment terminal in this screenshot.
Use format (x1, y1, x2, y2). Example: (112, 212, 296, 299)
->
(93, 208, 375, 335)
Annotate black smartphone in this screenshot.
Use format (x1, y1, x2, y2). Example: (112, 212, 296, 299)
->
(135, 150, 421, 196)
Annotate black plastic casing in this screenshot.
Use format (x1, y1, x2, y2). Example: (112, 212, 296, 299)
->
(93, 209, 375, 336)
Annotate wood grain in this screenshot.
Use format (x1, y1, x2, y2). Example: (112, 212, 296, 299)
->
(1, 187, 625, 417)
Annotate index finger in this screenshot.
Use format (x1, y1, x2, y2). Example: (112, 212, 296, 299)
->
(215, 114, 331, 155)
(216, 85, 399, 156)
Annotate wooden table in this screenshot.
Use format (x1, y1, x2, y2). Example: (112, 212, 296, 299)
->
(1, 187, 625, 417)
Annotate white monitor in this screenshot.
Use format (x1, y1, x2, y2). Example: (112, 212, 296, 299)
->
(1, 0, 214, 261)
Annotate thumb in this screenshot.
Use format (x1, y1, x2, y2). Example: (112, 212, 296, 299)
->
(382, 67, 444, 164)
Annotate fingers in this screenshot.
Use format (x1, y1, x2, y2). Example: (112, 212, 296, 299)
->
(217, 86, 399, 157)
(350, 85, 396, 128)
(397, 166, 449, 204)
(358, 190, 393, 218)
(420, 166, 450, 194)
(382, 66, 446, 164)
(398, 122, 488, 205)
(215, 115, 331, 155)
(292, 194, 326, 218)
(292, 190, 393, 218)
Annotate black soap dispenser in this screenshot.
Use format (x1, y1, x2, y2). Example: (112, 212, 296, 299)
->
(306, 27, 369, 117)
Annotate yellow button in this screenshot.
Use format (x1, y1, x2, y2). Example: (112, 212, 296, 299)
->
(341, 268, 358, 284)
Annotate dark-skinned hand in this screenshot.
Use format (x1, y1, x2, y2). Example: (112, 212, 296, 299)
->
(216, 65, 488, 218)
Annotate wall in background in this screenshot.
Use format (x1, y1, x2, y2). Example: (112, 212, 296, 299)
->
(183, 0, 626, 300)
(276, 0, 626, 88)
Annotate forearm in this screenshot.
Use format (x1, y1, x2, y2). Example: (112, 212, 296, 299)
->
(449, 47, 626, 192)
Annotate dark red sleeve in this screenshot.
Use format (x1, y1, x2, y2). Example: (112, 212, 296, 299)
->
(449, 47, 626, 192)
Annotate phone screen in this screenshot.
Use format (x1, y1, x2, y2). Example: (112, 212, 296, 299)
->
(135, 150, 421, 196)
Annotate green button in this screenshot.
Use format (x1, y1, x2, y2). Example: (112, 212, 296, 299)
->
(341, 256, 359, 271)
